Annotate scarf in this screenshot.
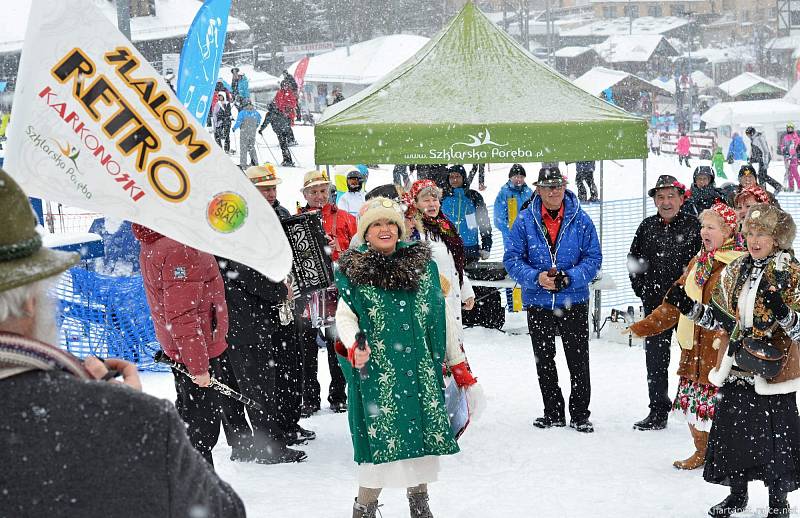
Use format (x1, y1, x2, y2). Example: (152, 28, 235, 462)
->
(0, 332, 91, 381)
(694, 239, 743, 287)
(421, 212, 465, 286)
(677, 239, 745, 350)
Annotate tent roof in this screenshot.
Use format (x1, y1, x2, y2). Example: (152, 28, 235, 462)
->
(287, 35, 429, 85)
(718, 72, 787, 98)
(560, 16, 688, 38)
(314, 2, 646, 165)
(573, 67, 672, 97)
(554, 46, 595, 58)
(701, 100, 800, 128)
(592, 35, 678, 63)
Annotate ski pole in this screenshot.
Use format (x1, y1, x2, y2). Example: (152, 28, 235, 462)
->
(258, 133, 279, 164)
(153, 351, 264, 412)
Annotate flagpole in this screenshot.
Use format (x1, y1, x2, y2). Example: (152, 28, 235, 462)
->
(116, 0, 131, 41)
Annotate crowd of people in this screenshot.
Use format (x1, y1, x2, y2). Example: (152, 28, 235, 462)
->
(2, 146, 799, 517)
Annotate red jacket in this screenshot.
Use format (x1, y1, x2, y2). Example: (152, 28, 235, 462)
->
(274, 88, 297, 120)
(132, 224, 229, 376)
(300, 203, 357, 262)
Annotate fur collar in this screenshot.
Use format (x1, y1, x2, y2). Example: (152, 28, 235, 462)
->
(338, 242, 432, 291)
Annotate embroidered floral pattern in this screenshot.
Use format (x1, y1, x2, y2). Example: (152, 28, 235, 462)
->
(672, 377, 718, 432)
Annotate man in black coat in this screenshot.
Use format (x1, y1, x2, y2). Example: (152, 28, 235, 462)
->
(259, 101, 294, 167)
(0, 167, 245, 517)
(628, 175, 701, 431)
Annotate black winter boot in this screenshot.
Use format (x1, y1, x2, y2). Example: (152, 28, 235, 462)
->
(352, 498, 380, 518)
(708, 485, 748, 517)
(767, 488, 790, 518)
(408, 491, 434, 518)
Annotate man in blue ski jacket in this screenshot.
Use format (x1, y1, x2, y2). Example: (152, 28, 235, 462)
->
(493, 164, 533, 245)
(503, 166, 602, 434)
(441, 165, 492, 263)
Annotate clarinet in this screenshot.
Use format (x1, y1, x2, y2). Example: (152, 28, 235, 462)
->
(153, 351, 264, 412)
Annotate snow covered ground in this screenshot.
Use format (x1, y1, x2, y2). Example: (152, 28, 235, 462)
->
(141, 311, 796, 517)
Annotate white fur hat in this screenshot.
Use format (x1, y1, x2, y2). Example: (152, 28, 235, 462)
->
(357, 197, 407, 242)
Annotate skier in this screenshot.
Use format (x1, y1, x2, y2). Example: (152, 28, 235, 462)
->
(726, 132, 748, 174)
(712, 145, 726, 179)
(232, 99, 261, 170)
(745, 126, 782, 194)
(676, 132, 691, 167)
(574, 160, 599, 202)
(258, 101, 294, 167)
(211, 92, 232, 154)
(336, 167, 367, 218)
(648, 128, 661, 155)
(780, 123, 800, 192)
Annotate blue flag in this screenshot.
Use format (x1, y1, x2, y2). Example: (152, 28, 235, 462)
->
(176, 0, 231, 124)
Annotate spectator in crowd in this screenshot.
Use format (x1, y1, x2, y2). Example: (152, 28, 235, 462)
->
(574, 161, 599, 203)
(251, 164, 291, 219)
(682, 166, 723, 218)
(133, 223, 254, 466)
(337, 167, 367, 218)
(648, 128, 661, 155)
(211, 92, 232, 154)
(733, 184, 771, 246)
(441, 165, 492, 264)
(677, 132, 691, 168)
(667, 204, 800, 518)
(329, 87, 345, 105)
(629, 202, 744, 470)
(230, 68, 250, 109)
(232, 99, 261, 170)
(0, 169, 246, 517)
(746, 126, 782, 194)
(628, 175, 702, 431)
(493, 164, 533, 244)
(297, 170, 357, 416)
(503, 167, 602, 433)
(334, 197, 481, 518)
(727, 132, 748, 174)
(712, 146, 726, 179)
(259, 101, 295, 167)
(216, 166, 309, 464)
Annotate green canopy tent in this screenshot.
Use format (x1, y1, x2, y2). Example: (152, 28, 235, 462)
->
(314, 2, 648, 167)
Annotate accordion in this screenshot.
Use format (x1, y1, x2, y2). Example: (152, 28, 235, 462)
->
(282, 212, 334, 298)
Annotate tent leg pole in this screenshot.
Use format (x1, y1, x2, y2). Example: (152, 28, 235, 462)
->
(642, 158, 647, 220)
(595, 160, 604, 339)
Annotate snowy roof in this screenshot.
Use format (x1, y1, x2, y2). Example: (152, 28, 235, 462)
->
(701, 100, 800, 127)
(218, 65, 279, 91)
(286, 34, 430, 85)
(717, 72, 787, 98)
(0, 0, 249, 55)
(687, 45, 753, 64)
(650, 77, 676, 94)
(589, 0, 704, 2)
(554, 46, 595, 58)
(691, 70, 715, 89)
(592, 35, 677, 63)
(768, 35, 800, 51)
(560, 16, 688, 37)
(573, 66, 671, 96)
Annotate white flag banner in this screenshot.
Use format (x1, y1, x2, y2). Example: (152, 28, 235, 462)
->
(5, 0, 292, 281)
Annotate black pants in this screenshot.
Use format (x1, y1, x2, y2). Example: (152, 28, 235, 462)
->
(276, 129, 293, 164)
(226, 339, 284, 452)
(393, 164, 409, 186)
(172, 350, 253, 465)
(300, 321, 347, 407)
(527, 303, 591, 422)
(576, 169, 598, 201)
(756, 161, 783, 193)
(275, 320, 303, 434)
(643, 300, 673, 415)
(214, 124, 230, 152)
(679, 155, 690, 167)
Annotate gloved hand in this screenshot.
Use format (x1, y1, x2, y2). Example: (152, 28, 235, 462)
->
(479, 250, 490, 260)
(258, 129, 263, 135)
(465, 382, 486, 421)
(450, 361, 477, 387)
(763, 288, 790, 321)
(664, 284, 695, 315)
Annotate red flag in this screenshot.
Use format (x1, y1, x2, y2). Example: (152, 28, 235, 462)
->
(295, 56, 310, 91)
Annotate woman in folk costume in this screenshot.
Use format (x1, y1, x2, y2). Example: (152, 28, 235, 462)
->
(665, 204, 800, 518)
(334, 197, 484, 518)
(628, 202, 745, 470)
(404, 179, 476, 339)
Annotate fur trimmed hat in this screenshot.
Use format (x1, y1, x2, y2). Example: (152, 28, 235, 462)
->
(743, 203, 796, 250)
(357, 197, 407, 242)
(734, 185, 770, 206)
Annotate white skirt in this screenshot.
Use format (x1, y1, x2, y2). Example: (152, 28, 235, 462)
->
(358, 455, 440, 489)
